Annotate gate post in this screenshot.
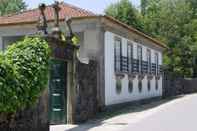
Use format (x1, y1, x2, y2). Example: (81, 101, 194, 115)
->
(67, 54, 77, 124)
(37, 1, 79, 124)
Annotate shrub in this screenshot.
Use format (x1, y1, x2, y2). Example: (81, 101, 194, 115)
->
(0, 37, 50, 114)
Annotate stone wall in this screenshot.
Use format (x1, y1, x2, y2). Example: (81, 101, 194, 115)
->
(75, 60, 98, 123)
(163, 74, 183, 98)
(0, 89, 49, 131)
(182, 78, 197, 94)
(163, 73, 197, 98)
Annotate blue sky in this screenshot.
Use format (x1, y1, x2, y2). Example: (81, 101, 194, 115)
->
(25, 0, 140, 14)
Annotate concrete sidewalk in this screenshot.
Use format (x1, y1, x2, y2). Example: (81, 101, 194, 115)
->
(50, 94, 195, 131)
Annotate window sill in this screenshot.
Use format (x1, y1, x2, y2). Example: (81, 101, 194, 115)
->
(128, 73, 137, 80)
(138, 74, 145, 80)
(115, 72, 125, 79)
(147, 74, 154, 80)
(156, 75, 161, 80)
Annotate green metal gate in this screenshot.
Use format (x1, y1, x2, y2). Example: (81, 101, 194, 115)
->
(49, 59, 67, 124)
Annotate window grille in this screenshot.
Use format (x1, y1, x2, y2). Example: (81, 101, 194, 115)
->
(147, 49, 152, 74)
(114, 38, 122, 72)
(155, 53, 159, 75)
(137, 46, 142, 74)
(127, 43, 133, 73)
(121, 56, 128, 72)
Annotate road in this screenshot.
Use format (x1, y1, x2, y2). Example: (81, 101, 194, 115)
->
(122, 94, 197, 131)
(50, 94, 197, 131)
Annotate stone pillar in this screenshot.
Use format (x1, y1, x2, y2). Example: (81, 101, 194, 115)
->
(67, 56, 77, 124)
(75, 60, 97, 122)
(97, 26, 105, 110)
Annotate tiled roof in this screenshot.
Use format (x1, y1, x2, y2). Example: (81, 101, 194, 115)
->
(0, 2, 95, 26)
(0, 2, 167, 49)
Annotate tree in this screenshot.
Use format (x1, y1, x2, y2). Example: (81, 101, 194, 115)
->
(141, 0, 148, 16)
(188, 0, 197, 14)
(142, 0, 197, 77)
(105, 0, 143, 31)
(105, 0, 197, 77)
(0, 0, 26, 16)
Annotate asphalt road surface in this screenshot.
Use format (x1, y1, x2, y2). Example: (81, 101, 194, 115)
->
(122, 94, 197, 131)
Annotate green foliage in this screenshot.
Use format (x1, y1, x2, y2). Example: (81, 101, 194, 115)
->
(105, 0, 197, 77)
(0, 0, 26, 16)
(142, 0, 197, 77)
(141, 0, 148, 16)
(105, 0, 143, 31)
(0, 37, 50, 113)
(72, 35, 80, 45)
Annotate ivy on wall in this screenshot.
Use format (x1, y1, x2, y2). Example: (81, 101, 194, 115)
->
(0, 37, 50, 114)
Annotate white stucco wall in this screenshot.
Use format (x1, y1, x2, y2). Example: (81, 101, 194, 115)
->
(104, 31, 163, 106)
(0, 23, 99, 62)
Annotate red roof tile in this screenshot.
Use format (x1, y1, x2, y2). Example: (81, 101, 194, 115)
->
(0, 2, 95, 26)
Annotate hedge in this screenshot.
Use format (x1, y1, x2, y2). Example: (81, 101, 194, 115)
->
(0, 37, 50, 114)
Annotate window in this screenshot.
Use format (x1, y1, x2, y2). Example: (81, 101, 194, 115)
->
(116, 78, 122, 94)
(147, 49, 151, 74)
(137, 46, 142, 73)
(2, 36, 24, 51)
(127, 42, 133, 73)
(148, 80, 151, 91)
(155, 53, 159, 75)
(155, 80, 158, 90)
(138, 80, 142, 93)
(128, 80, 133, 93)
(114, 37, 122, 72)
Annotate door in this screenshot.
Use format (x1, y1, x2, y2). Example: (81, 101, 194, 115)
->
(49, 59, 67, 124)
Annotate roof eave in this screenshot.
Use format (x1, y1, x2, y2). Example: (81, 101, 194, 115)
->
(0, 15, 168, 50)
(70, 15, 168, 49)
(103, 15, 168, 49)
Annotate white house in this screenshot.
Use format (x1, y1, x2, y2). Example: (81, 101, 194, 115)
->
(0, 2, 167, 124)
